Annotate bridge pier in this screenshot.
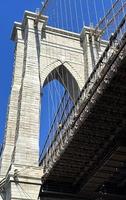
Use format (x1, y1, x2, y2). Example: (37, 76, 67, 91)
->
(0, 165, 42, 200)
(0, 10, 109, 200)
(80, 26, 107, 78)
(0, 12, 45, 200)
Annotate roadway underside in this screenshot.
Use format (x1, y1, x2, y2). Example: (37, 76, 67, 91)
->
(40, 56, 126, 199)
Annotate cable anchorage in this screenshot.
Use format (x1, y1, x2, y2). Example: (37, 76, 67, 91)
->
(34, 0, 49, 27)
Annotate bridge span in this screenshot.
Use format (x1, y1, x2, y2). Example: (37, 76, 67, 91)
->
(39, 15, 126, 200)
(0, 0, 126, 200)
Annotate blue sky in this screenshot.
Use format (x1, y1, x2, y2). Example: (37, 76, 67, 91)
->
(0, 0, 116, 153)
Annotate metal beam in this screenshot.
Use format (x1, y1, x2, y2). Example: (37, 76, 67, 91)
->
(40, 191, 87, 200)
(40, 190, 126, 200)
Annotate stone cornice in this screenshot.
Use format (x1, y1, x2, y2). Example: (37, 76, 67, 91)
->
(11, 11, 48, 41)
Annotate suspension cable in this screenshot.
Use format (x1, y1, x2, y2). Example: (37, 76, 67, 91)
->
(101, 0, 109, 40)
(68, 0, 74, 31)
(86, 0, 91, 25)
(74, 0, 79, 32)
(35, 0, 49, 26)
(80, 0, 85, 27)
(95, 0, 120, 31)
(93, 0, 99, 25)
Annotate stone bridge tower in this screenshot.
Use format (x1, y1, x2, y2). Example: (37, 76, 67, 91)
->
(0, 11, 107, 200)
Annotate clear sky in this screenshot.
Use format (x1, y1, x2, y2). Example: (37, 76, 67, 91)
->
(0, 0, 116, 153)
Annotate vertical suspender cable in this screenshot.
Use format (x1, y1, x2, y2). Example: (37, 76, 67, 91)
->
(47, 77, 51, 154)
(68, 0, 74, 32)
(101, 0, 109, 40)
(93, 0, 99, 25)
(110, 0, 118, 34)
(56, 0, 60, 28)
(59, 0, 63, 29)
(64, 0, 68, 30)
(80, 0, 85, 27)
(86, 0, 91, 25)
(74, 0, 80, 33)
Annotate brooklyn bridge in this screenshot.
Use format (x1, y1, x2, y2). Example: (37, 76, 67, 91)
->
(0, 0, 126, 199)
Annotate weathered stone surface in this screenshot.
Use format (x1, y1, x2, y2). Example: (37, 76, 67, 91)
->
(0, 10, 106, 200)
(5, 165, 43, 200)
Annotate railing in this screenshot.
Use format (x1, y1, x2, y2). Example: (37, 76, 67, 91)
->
(95, 0, 126, 40)
(40, 14, 126, 173)
(39, 90, 74, 162)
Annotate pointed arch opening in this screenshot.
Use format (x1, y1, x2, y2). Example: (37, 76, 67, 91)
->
(39, 63, 80, 161)
(43, 64, 80, 102)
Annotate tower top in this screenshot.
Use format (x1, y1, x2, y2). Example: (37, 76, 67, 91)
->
(11, 10, 48, 41)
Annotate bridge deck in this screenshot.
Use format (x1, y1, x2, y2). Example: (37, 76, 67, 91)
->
(41, 56, 126, 199)
(40, 17, 126, 199)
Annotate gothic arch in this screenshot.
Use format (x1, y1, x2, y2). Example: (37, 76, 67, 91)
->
(41, 60, 81, 102)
